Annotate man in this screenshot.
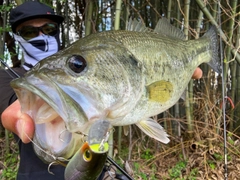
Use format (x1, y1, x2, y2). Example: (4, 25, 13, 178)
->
(0, 1, 65, 179)
(0, 1, 203, 179)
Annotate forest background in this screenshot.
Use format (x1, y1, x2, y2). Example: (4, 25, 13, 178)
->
(0, 0, 240, 179)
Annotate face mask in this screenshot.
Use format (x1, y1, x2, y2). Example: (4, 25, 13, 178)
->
(14, 33, 61, 71)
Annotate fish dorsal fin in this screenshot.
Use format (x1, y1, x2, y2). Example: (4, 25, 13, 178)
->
(126, 18, 151, 32)
(154, 18, 186, 40)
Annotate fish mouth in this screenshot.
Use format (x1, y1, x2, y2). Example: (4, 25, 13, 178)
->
(29, 95, 76, 162)
(11, 75, 88, 163)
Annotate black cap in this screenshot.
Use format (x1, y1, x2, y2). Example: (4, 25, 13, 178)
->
(9, 1, 64, 33)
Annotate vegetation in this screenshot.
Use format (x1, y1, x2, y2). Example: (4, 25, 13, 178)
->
(0, 0, 240, 179)
(0, 133, 18, 180)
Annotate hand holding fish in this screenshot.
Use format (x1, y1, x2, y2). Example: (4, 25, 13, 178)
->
(1, 100, 34, 143)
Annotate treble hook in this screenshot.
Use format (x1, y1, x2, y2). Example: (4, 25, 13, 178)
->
(99, 131, 110, 152)
(48, 161, 58, 175)
(99, 127, 114, 152)
(47, 156, 69, 175)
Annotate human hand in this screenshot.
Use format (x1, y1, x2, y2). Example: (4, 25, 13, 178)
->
(192, 67, 202, 79)
(1, 100, 34, 143)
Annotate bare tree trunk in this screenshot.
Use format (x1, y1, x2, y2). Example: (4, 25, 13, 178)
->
(85, 0, 93, 36)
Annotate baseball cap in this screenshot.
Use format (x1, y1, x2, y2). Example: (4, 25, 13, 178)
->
(9, 1, 64, 33)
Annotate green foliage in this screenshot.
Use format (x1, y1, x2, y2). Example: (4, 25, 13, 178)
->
(141, 148, 153, 160)
(168, 160, 199, 180)
(133, 162, 140, 173)
(0, 4, 13, 12)
(207, 160, 216, 170)
(213, 153, 223, 161)
(168, 160, 187, 179)
(227, 155, 232, 161)
(115, 147, 129, 168)
(1, 153, 19, 180)
(149, 164, 158, 180)
(228, 138, 235, 145)
(0, 133, 19, 180)
(0, 25, 11, 33)
(133, 162, 158, 180)
(139, 172, 148, 180)
(0, 3, 13, 33)
(188, 168, 198, 180)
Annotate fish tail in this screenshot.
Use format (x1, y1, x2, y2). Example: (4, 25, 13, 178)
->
(202, 26, 222, 73)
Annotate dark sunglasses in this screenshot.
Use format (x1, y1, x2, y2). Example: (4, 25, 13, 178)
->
(17, 23, 59, 40)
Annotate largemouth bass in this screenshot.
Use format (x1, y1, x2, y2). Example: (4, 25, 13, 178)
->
(11, 18, 221, 163)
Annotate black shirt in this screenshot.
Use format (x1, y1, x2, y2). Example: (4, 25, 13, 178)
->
(0, 68, 65, 180)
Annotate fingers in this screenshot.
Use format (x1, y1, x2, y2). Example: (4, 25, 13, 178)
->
(192, 67, 203, 79)
(16, 113, 35, 143)
(1, 100, 35, 143)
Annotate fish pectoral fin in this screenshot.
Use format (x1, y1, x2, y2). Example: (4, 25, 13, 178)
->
(136, 118, 170, 144)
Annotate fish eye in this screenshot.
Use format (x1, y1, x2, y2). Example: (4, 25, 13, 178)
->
(68, 55, 87, 73)
(83, 149, 92, 162)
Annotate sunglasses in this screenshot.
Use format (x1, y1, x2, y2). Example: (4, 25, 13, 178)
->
(17, 23, 59, 40)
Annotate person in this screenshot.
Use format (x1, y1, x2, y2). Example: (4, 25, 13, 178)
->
(0, 1, 203, 179)
(0, 1, 65, 180)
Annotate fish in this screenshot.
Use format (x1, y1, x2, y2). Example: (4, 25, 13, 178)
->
(10, 18, 221, 163)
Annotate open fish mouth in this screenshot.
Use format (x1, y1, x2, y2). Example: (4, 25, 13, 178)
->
(11, 76, 88, 163)
(26, 93, 73, 157)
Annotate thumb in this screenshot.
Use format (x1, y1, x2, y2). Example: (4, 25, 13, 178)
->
(16, 113, 35, 143)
